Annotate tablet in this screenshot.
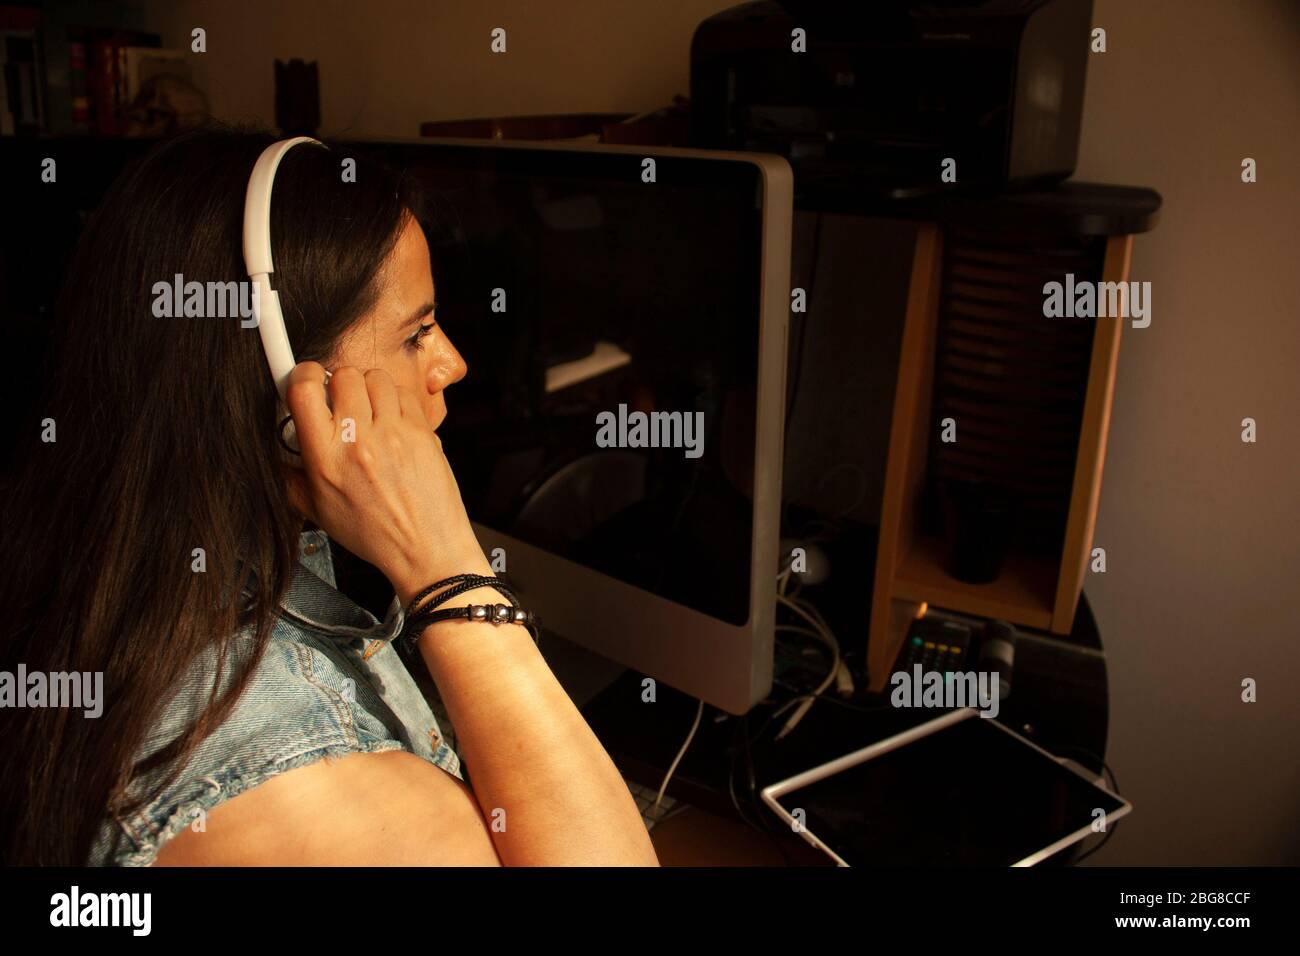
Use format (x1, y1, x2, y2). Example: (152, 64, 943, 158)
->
(760, 708, 1131, 866)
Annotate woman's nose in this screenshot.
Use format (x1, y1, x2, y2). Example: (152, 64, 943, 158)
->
(427, 336, 468, 393)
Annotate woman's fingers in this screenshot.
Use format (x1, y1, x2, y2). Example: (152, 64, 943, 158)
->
(395, 382, 429, 424)
(328, 366, 372, 436)
(364, 368, 402, 421)
(285, 361, 334, 464)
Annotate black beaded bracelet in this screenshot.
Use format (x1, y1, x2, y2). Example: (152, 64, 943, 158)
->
(399, 573, 540, 651)
(403, 574, 520, 617)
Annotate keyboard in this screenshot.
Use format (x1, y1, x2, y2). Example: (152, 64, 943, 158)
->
(625, 777, 684, 832)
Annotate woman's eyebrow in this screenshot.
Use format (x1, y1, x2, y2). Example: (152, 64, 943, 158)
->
(397, 301, 436, 331)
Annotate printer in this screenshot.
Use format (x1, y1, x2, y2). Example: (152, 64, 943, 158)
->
(689, 0, 1094, 197)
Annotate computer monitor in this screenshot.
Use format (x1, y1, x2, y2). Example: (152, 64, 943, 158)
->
(357, 137, 793, 714)
(0, 132, 792, 716)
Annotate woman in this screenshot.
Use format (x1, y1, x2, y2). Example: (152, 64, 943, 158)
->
(0, 125, 659, 866)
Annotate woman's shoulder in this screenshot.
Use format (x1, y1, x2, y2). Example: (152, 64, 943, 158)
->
(89, 623, 414, 867)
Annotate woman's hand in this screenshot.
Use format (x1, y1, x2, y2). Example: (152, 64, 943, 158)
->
(282, 362, 491, 601)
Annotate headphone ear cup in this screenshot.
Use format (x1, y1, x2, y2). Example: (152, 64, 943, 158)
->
(277, 412, 302, 458)
(276, 371, 330, 460)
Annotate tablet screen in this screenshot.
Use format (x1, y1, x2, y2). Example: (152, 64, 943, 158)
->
(772, 713, 1126, 866)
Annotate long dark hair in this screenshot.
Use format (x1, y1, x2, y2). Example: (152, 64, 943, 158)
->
(0, 124, 426, 864)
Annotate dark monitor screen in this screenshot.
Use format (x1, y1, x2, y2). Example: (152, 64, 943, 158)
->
(775, 712, 1126, 866)
(370, 143, 767, 626)
(0, 136, 770, 628)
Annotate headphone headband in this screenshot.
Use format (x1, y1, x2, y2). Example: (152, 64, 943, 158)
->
(242, 136, 325, 401)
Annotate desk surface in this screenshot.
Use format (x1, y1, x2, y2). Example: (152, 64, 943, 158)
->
(547, 594, 1110, 864)
(650, 805, 832, 867)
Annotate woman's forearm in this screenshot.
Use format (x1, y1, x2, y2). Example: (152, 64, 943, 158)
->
(398, 564, 660, 866)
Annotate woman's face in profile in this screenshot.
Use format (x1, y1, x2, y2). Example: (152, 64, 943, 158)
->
(329, 215, 466, 430)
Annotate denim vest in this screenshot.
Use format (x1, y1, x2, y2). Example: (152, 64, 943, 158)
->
(89, 529, 461, 866)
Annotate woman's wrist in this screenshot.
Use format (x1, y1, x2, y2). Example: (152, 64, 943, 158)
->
(391, 546, 496, 608)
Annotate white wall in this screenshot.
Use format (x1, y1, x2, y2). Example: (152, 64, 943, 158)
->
(139, 0, 1300, 864)
(142, 0, 714, 136)
(1073, 0, 1300, 865)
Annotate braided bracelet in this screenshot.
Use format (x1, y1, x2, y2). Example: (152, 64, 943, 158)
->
(400, 573, 540, 651)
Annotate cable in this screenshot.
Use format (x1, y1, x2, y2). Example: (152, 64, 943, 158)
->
(727, 723, 765, 830)
(651, 562, 841, 837)
(813, 460, 870, 521)
(773, 559, 849, 739)
(711, 560, 867, 854)
(1073, 818, 1120, 865)
(1042, 744, 1121, 865)
(785, 210, 823, 426)
(1050, 744, 1120, 794)
(776, 212, 822, 597)
(776, 565, 793, 596)
(773, 593, 840, 740)
(764, 686, 899, 712)
(722, 713, 795, 865)
(776, 562, 804, 601)
(777, 592, 836, 650)
(652, 698, 704, 812)
(775, 623, 825, 643)
(740, 712, 794, 866)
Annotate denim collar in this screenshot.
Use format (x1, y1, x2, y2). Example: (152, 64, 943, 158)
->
(274, 530, 406, 643)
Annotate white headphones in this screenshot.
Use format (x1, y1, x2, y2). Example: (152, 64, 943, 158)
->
(242, 135, 329, 451)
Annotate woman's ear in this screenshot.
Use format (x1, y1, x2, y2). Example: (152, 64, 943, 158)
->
(282, 466, 318, 525)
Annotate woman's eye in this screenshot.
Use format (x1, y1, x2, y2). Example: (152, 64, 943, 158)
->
(405, 322, 436, 352)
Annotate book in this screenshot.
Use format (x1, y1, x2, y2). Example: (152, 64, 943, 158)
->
(83, 28, 160, 135)
(0, 5, 45, 135)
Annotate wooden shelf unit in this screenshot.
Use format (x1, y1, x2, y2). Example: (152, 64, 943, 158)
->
(867, 223, 1134, 692)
